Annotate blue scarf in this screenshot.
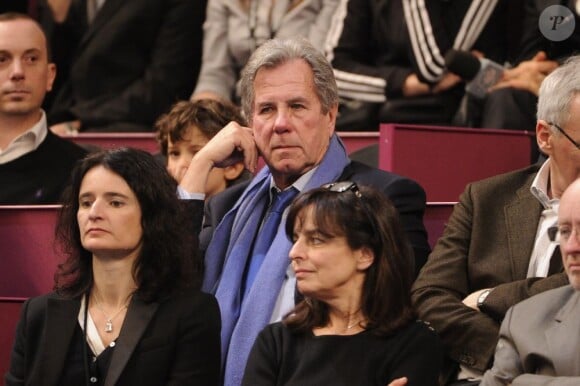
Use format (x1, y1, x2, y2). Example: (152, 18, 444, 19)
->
(203, 134, 350, 386)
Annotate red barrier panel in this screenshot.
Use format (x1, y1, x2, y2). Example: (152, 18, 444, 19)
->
(62, 132, 160, 153)
(63, 131, 379, 157)
(379, 124, 533, 202)
(0, 298, 25, 380)
(0, 195, 452, 298)
(0, 206, 61, 298)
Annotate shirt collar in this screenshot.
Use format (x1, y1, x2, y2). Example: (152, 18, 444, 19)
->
(269, 166, 318, 196)
(531, 158, 559, 209)
(0, 111, 47, 163)
(12, 110, 47, 149)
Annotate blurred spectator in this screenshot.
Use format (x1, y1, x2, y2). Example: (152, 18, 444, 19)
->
(191, 0, 339, 103)
(5, 148, 221, 385)
(155, 99, 252, 198)
(36, 0, 206, 133)
(480, 177, 580, 386)
(471, 0, 579, 132)
(0, 12, 86, 204)
(242, 183, 443, 386)
(412, 55, 580, 384)
(328, 0, 511, 131)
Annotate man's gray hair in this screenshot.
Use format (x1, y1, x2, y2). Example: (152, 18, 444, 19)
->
(537, 55, 580, 128)
(239, 37, 339, 122)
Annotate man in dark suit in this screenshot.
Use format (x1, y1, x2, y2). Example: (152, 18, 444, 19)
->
(0, 12, 86, 204)
(412, 55, 580, 384)
(37, 0, 206, 133)
(178, 37, 431, 386)
(480, 176, 580, 386)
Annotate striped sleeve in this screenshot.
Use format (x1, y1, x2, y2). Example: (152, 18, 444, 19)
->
(404, 0, 499, 82)
(452, 0, 499, 50)
(328, 0, 500, 102)
(333, 69, 387, 103)
(326, 0, 396, 103)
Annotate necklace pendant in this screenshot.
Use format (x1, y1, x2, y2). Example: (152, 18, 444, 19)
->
(105, 320, 113, 333)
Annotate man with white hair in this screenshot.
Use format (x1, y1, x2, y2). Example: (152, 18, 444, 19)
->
(412, 54, 580, 384)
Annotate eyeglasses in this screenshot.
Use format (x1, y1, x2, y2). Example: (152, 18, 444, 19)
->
(548, 122, 580, 150)
(321, 181, 362, 197)
(548, 225, 579, 243)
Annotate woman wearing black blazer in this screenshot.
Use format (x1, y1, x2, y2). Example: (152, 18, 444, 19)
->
(5, 148, 221, 386)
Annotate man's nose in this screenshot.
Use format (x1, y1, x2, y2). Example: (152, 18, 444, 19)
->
(273, 109, 291, 131)
(10, 59, 25, 81)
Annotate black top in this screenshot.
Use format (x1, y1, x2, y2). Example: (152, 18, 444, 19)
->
(59, 324, 114, 386)
(0, 130, 87, 204)
(37, 0, 206, 132)
(5, 290, 221, 386)
(242, 320, 444, 386)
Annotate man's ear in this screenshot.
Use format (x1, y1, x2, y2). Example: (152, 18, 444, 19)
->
(537, 120, 553, 156)
(46, 63, 56, 92)
(357, 246, 374, 271)
(327, 103, 338, 136)
(223, 162, 246, 182)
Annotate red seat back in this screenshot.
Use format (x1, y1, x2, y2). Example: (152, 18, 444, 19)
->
(62, 132, 160, 153)
(0, 206, 61, 298)
(380, 124, 533, 202)
(0, 298, 25, 380)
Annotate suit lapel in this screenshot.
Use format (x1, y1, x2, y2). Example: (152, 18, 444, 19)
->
(30, 297, 80, 386)
(504, 178, 542, 279)
(545, 289, 580, 376)
(78, 0, 125, 50)
(104, 296, 159, 386)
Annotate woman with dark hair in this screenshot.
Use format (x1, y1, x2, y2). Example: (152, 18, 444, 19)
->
(6, 148, 221, 386)
(242, 182, 443, 386)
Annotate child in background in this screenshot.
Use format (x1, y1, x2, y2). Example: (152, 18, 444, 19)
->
(156, 99, 252, 198)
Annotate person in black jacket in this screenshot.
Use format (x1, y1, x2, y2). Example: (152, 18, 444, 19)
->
(37, 0, 206, 133)
(5, 148, 221, 386)
(479, 0, 579, 132)
(0, 12, 86, 204)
